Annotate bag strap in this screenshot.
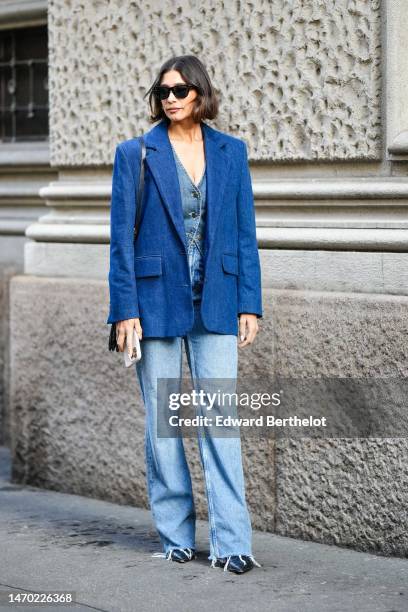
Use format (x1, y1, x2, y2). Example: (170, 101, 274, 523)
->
(133, 135, 146, 242)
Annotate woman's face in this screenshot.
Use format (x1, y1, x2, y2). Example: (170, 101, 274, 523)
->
(159, 70, 199, 122)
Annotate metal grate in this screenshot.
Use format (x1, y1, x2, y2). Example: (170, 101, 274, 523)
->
(0, 25, 48, 142)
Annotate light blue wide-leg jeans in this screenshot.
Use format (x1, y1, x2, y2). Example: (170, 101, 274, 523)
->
(135, 301, 253, 562)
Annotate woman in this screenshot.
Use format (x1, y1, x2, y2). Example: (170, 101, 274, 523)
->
(107, 55, 263, 574)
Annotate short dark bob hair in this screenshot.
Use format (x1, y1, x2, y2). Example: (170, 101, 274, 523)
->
(144, 55, 219, 124)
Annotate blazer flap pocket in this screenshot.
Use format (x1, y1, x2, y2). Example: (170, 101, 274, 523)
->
(222, 253, 239, 275)
(134, 255, 163, 278)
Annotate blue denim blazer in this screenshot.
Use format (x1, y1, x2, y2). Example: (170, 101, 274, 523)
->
(107, 118, 262, 337)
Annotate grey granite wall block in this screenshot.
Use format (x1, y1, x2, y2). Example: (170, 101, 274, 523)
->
(8, 276, 274, 527)
(48, 0, 382, 165)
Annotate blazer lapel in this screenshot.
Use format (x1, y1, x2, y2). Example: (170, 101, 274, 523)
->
(202, 122, 231, 262)
(143, 119, 231, 258)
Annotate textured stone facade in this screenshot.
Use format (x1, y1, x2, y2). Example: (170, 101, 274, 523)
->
(9, 276, 408, 555)
(7, 0, 408, 560)
(8, 276, 276, 531)
(48, 0, 382, 165)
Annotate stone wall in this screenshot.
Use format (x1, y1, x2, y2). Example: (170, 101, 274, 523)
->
(7, 0, 408, 559)
(0, 264, 22, 447)
(9, 275, 408, 556)
(48, 0, 382, 165)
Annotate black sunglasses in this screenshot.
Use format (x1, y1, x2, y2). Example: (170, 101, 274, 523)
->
(153, 84, 200, 100)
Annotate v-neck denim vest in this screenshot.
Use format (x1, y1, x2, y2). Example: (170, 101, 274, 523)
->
(170, 142, 207, 303)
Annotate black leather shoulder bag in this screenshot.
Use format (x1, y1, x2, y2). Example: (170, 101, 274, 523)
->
(108, 136, 146, 351)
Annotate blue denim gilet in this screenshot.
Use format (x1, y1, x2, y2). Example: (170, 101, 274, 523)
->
(170, 142, 207, 303)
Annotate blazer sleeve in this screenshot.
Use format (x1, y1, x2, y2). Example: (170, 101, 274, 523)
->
(236, 140, 263, 318)
(106, 143, 140, 324)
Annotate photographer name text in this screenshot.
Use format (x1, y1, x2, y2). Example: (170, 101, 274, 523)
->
(167, 415, 327, 428)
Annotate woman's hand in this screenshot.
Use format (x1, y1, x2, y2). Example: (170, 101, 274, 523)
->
(238, 313, 259, 348)
(116, 317, 143, 354)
